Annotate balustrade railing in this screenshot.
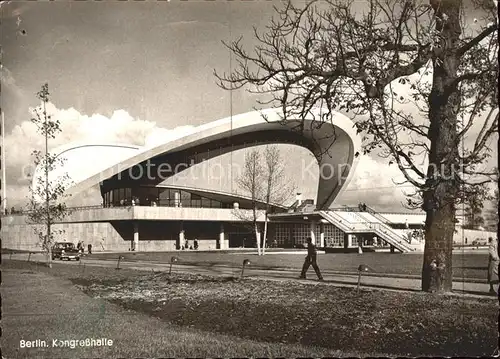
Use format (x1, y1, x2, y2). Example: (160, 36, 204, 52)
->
(3, 204, 104, 216)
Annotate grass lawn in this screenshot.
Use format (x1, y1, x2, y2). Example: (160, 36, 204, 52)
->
(90, 250, 490, 280)
(1, 262, 362, 358)
(3, 260, 497, 357)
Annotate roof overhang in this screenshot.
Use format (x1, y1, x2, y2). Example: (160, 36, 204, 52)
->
(34, 107, 361, 210)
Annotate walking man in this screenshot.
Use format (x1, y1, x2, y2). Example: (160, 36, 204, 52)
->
(299, 237, 323, 280)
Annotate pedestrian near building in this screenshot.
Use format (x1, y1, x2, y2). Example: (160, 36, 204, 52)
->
(299, 237, 323, 281)
(87, 243, 92, 255)
(488, 237, 499, 294)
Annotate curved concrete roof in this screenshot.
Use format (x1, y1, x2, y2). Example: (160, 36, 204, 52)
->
(32, 143, 142, 191)
(35, 107, 361, 210)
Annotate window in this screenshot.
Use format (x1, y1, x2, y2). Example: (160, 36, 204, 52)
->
(201, 198, 211, 208)
(210, 200, 221, 208)
(324, 224, 344, 247)
(125, 188, 132, 204)
(159, 188, 169, 199)
(113, 189, 119, 206)
(274, 224, 292, 246)
(293, 224, 309, 247)
(180, 190, 190, 207)
(351, 235, 359, 247)
(159, 188, 172, 206)
(145, 187, 159, 205)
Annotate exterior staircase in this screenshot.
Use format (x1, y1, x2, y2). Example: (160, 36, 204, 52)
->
(318, 210, 415, 253)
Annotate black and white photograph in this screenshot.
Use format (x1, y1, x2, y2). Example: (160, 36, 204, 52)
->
(1, 0, 498, 357)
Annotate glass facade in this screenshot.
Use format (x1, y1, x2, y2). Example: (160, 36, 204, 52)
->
(103, 187, 229, 209)
(324, 224, 344, 247)
(274, 225, 291, 246)
(293, 224, 310, 247)
(272, 222, 345, 248)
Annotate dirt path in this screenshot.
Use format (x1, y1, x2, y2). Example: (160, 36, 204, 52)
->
(3, 253, 492, 296)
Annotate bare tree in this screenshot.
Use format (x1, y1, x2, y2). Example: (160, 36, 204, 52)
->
(234, 146, 296, 255)
(261, 145, 296, 254)
(216, 0, 498, 292)
(234, 149, 265, 255)
(26, 84, 72, 268)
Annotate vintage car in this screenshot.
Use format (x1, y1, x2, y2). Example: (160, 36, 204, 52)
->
(51, 242, 81, 261)
(472, 238, 488, 246)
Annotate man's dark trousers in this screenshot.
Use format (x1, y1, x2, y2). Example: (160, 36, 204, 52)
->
(300, 254, 322, 279)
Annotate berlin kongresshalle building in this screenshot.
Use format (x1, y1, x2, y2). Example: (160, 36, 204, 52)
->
(3, 108, 444, 253)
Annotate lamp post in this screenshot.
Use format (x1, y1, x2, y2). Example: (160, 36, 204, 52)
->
(357, 264, 370, 292)
(116, 255, 125, 270)
(169, 256, 178, 275)
(241, 259, 251, 279)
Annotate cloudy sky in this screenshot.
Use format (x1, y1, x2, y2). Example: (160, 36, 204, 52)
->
(1, 0, 497, 212)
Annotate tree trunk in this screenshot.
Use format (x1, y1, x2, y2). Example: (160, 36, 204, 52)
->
(421, 12, 461, 292)
(47, 225, 52, 269)
(421, 90, 459, 292)
(421, 194, 455, 292)
(262, 212, 269, 255)
(47, 245, 52, 268)
(254, 222, 261, 255)
(421, 0, 463, 293)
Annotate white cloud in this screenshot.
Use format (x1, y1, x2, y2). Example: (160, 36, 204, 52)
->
(3, 103, 195, 208)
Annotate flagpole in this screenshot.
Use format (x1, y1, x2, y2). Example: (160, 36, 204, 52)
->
(1, 108, 6, 215)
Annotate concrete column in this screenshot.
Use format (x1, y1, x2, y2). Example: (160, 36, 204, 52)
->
(320, 222, 325, 247)
(179, 221, 184, 249)
(346, 234, 353, 248)
(133, 222, 139, 251)
(310, 221, 316, 245)
(219, 223, 224, 249)
(174, 191, 180, 207)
